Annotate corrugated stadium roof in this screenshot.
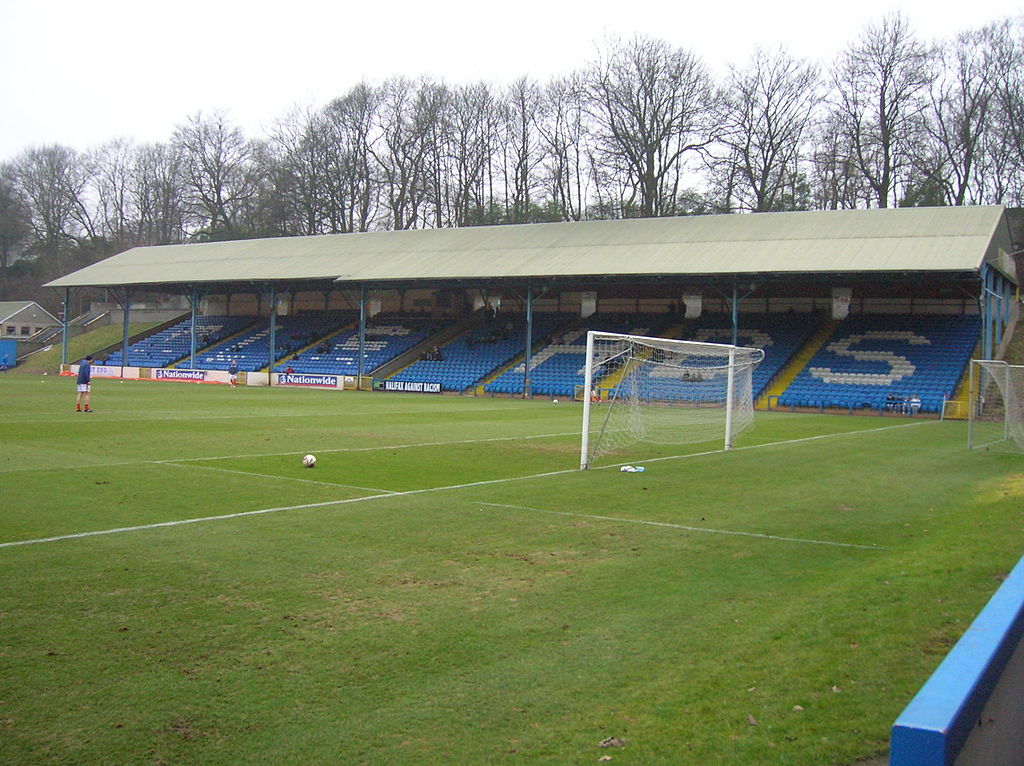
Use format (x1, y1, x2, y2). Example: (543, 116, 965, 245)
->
(44, 206, 1016, 289)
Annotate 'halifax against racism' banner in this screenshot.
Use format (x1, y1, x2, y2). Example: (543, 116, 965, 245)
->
(373, 379, 442, 393)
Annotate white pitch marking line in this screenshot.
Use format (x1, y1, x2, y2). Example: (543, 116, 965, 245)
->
(478, 502, 884, 550)
(0, 500, 371, 549)
(0, 467, 581, 550)
(157, 460, 397, 495)
(614, 419, 932, 468)
(1, 403, 528, 426)
(0, 430, 579, 475)
(0, 420, 925, 550)
(160, 430, 581, 464)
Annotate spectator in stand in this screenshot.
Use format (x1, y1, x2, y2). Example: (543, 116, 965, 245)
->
(75, 356, 93, 412)
(909, 394, 921, 415)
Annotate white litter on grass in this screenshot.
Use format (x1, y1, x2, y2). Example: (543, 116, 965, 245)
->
(619, 465, 646, 472)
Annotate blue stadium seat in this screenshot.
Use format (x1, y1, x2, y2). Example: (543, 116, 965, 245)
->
(391, 313, 575, 392)
(281, 313, 438, 376)
(106, 316, 254, 369)
(777, 314, 980, 413)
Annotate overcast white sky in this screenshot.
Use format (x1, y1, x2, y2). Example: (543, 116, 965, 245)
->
(1, 0, 1021, 163)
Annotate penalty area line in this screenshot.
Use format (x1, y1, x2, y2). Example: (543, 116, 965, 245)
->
(478, 502, 884, 550)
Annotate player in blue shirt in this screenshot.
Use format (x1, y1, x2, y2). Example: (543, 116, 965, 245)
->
(76, 355, 93, 412)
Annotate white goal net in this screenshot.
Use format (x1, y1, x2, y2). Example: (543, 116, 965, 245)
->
(968, 359, 1024, 452)
(580, 331, 765, 469)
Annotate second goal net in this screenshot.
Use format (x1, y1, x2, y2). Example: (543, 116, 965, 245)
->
(580, 331, 765, 469)
(968, 359, 1024, 452)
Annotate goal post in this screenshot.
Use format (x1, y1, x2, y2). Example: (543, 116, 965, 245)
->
(968, 359, 1024, 452)
(580, 331, 765, 469)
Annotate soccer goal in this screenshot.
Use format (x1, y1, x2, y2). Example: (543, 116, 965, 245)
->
(968, 359, 1024, 452)
(580, 331, 765, 469)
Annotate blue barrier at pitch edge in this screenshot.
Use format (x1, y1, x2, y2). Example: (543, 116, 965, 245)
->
(0, 339, 15, 369)
(890, 553, 1024, 765)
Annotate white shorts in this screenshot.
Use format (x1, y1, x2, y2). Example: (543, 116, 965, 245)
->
(77, 383, 91, 393)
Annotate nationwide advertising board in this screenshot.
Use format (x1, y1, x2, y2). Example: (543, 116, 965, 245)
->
(154, 368, 208, 382)
(276, 373, 340, 388)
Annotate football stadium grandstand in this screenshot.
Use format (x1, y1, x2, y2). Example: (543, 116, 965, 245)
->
(47, 207, 1019, 416)
(38, 205, 1024, 764)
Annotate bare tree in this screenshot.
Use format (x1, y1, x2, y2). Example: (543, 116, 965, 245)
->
(315, 84, 382, 233)
(443, 82, 501, 227)
(808, 114, 871, 209)
(499, 77, 547, 223)
(265, 103, 376, 236)
(8, 145, 89, 260)
(537, 75, 591, 221)
(263, 106, 324, 236)
(327, 84, 381, 232)
(0, 167, 31, 269)
(912, 28, 995, 206)
(983, 18, 1024, 205)
(830, 14, 934, 208)
(711, 48, 820, 212)
(585, 36, 718, 218)
(90, 139, 139, 247)
(173, 111, 260, 237)
(133, 143, 187, 245)
(369, 78, 444, 230)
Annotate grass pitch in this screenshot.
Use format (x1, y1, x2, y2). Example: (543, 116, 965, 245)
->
(1, 374, 1022, 765)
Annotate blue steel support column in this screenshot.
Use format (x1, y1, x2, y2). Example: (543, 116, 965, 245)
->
(983, 267, 993, 360)
(60, 287, 70, 366)
(992, 269, 999, 354)
(268, 285, 278, 385)
(189, 286, 198, 369)
(994, 273, 1004, 349)
(1003, 276, 1012, 328)
(731, 281, 739, 347)
(524, 283, 533, 398)
(121, 289, 133, 375)
(989, 269, 997, 358)
(358, 285, 366, 388)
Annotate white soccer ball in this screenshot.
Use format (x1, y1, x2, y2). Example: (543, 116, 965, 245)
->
(302, 454, 317, 468)
(552, 399, 559, 404)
